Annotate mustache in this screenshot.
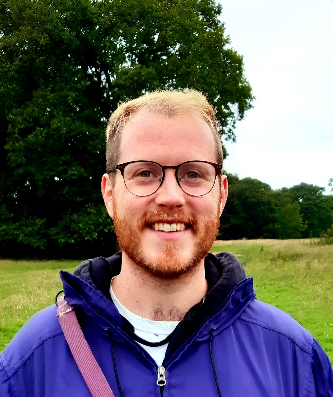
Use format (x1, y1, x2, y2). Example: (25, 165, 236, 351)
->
(142, 210, 195, 226)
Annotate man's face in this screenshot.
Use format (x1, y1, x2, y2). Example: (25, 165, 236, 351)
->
(102, 110, 228, 278)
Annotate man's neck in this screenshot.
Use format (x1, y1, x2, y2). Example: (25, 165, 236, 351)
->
(111, 254, 208, 321)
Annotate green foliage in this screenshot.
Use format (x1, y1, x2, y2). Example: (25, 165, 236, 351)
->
(0, 203, 115, 258)
(219, 176, 333, 240)
(320, 225, 333, 245)
(220, 175, 307, 240)
(281, 183, 333, 238)
(0, 0, 253, 256)
(274, 192, 307, 239)
(220, 175, 278, 239)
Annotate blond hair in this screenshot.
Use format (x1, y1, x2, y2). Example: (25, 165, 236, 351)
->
(106, 89, 223, 173)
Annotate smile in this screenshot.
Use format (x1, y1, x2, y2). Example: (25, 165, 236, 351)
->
(150, 223, 187, 232)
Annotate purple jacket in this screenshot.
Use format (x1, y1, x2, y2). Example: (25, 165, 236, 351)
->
(1, 252, 332, 396)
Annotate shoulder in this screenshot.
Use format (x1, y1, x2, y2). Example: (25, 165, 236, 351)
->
(240, 301, 333, 393)
(240, 299, 313, 353)
(0, 304, 63, 378)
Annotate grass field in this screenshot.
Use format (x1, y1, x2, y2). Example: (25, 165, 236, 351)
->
(0, 260, 79, 352)
(1, 239, 332, 364)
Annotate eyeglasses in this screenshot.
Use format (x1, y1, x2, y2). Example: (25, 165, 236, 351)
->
(110, 160, 222, 197)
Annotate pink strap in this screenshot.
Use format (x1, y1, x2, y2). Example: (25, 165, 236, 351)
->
(57, 296, 116, 397)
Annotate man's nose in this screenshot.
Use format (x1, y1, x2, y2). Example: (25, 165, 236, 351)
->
(154, 169, 186, 207)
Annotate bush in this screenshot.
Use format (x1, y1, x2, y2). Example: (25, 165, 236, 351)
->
(320, 225, 333, 245)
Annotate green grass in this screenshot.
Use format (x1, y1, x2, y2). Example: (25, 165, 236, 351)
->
(1, 240, 333, 364)
(212, 239, 333, 363)
(0, 260, 79, 351)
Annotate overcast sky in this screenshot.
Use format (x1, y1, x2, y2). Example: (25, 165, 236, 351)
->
(217, 0, 333, 193)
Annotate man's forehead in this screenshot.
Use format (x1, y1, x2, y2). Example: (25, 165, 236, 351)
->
(118, 110, 216, 163)
(122, 108, 212, 137)
(122, 110, 213, 139)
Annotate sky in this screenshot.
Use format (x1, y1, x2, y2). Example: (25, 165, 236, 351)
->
(217, 0, 333, 193)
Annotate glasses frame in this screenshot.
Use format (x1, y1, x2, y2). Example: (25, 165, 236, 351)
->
(110, 160, 222, 197)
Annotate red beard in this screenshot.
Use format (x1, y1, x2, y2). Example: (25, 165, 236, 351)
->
(112, 204, 220, 279)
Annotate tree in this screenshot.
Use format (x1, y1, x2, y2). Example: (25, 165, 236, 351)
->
(281, 183, 333, 238)
(219, 175, 307, 240)
(219, 176, 278, 240)
(273, 193, 306, 239)
(321, 179, 333, 245)
(0, 0, 254, 256)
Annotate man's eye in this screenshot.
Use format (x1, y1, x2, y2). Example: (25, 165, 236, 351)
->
(138, 170, 152, 178)
(186, 171, 199, 179)
(135, 170, 155, 178)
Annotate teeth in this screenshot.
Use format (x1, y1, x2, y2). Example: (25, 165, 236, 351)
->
(177, 223, 185, 231)
(152, 223, 186, 232)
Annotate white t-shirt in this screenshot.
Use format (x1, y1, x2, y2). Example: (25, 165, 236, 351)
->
(110, 285, 179, 366)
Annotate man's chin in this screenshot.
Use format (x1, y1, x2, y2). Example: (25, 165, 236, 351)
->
(127, 248, 203, 279)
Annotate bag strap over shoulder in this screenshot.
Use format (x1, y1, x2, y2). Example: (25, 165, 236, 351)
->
(57, 295, 116, 397)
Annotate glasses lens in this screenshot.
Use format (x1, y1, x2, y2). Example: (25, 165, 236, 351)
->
(123, 161, 162, 196)
(177, 162, 216, 196)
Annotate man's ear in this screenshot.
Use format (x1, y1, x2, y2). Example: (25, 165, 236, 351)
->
(219, 175, 228, 216)
(102, 174, 114, 219)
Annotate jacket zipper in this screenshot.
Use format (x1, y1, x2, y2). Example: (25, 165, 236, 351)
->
(156, 280, 250, 396)
(157, 366, 166, 396)
(103, 278, 252, 397)
(107, 327, 162, 395)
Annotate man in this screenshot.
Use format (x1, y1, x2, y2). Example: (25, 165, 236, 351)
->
(0, 89, 332, 396)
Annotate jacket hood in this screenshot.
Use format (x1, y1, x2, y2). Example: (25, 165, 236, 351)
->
(60, 251, 253, 360)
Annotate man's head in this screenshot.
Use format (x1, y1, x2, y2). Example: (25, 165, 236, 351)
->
(105, 89, 223, 177)
(102, 89, 228, 279)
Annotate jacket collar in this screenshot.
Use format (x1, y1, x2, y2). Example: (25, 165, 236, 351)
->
(70, 251, 246, 302)
(60, 251, 252, 358)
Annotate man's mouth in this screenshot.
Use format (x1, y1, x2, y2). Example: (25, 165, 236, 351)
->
(149, 223, 188, 232)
